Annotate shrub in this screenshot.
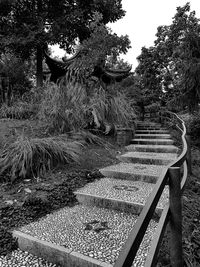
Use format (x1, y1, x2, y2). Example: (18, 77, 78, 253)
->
(0, 134, 83, 182)
(182, 112, 200, 140)
(145, 102, 160, 113)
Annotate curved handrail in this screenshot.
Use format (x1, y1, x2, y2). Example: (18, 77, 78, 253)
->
(114, 110, 189, 267)
(161, 111, 188, 169)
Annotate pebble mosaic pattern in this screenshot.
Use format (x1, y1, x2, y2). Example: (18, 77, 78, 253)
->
(19, 205, 158, 265)
(75, 178, 168, 209)
(113, 184, 139, 192)
(0, 249, 58, 267)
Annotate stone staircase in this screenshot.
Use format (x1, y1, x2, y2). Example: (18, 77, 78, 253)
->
(12, 121, 179, 267)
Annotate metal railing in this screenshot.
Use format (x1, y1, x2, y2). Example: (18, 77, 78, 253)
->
(114, 110, 190, 267)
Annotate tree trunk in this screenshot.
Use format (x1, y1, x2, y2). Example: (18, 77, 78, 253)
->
(36, 45, 43, 87)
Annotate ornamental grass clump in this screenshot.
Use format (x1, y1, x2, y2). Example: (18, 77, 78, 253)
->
(39, 82, 136, 134)
(89, 88, 136, 128)
(39, 82, 88, 133)
(0, 134, 83, 182)
(70, 130, 108, 147)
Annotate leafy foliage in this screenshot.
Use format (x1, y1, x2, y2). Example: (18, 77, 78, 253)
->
(136, 2, 200, 112)
(181, 112, 200, 142)
(145, 102, 160, 114)
(0, 0, 125, 54)
(0, 52, 33, 103)
(0, 134, 83, 181)
(136, 47, 162, 104)
(64, 12, 131, 84)
(0, 0, 126, 86)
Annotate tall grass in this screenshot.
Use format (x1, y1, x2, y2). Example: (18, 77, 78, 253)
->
(90, 88, 136, 127)
(39, 82, 88, 132)
(39, 82, 136, 134)
(0, 134, 83, 181)
(69, 130, 108, 147)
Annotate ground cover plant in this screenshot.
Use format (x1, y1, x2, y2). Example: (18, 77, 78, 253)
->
(0, 134, 83, 182)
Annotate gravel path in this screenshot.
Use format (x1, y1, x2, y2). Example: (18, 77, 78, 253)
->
(19, 205, 157, 265)
(75, 178, 168, 209)
(0, 249, 58, 267)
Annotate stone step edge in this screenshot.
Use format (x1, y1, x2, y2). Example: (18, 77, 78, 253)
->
(13, 230, 112, 267)
(134, 134, 171, 136)
(75, 192, 163, 217)
(134, 135, 171, 139)
(137, 126, 163, 128)
(136, 130, 169, 132)
(99, 169, 159, 184)
(117, 155, 174, 166)
(125, 145, 178, 152)
(132, 139, 173, 142)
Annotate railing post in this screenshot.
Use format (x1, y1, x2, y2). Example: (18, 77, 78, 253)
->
(168, 167, 183, 267)
(185, 134, 192, 175)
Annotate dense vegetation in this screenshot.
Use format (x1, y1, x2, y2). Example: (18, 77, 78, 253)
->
(0, 0, 128, 87)
(0, 1, 199, 266)
(0, 0, 136, 183)
(136, 2, 200, 114)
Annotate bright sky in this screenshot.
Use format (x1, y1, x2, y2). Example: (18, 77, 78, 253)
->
(52, 0, 200, 71)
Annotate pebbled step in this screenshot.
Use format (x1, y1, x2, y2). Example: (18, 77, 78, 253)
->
(100, 162, 165, 183)
(125, 144, 179, 153)
(118, 151, 177, 165)
(0, 249, 56, 267)
(75, 178, 168, 217)
(134, 134, 171, 139)
(136, 129, 169, 134)
(136, 127, 166, 131)
(137, 125, 162, 128)
(131, 138, 174, 145)
(137, 123, 161, 126)
(14, 205, 158, 267)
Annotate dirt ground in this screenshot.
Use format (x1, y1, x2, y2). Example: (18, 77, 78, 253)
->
(0, 118, 199, 266)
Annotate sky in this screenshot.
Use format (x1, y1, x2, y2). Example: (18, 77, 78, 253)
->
(52, 0, 200, 71)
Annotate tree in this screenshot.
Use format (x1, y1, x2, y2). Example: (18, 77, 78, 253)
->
(0, 0, 126, 87)
(0, 52, 32, 104)
(154, 2, 200, 111)
(135, 46, 163, 106)
(135, 2, 200, 112)
(69, 13, 131, 76)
